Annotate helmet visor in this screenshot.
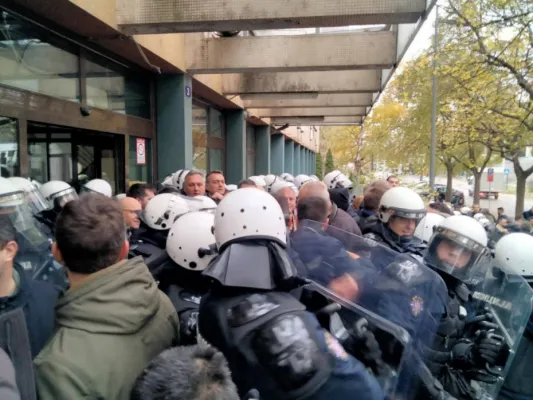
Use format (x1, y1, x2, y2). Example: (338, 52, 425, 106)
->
(0, 191, 48, 246)
(424, 228, 487, 283)
(26, 186, 51, 214)
(50, 187, 78, 208)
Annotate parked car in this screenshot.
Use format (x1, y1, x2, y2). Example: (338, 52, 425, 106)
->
(435, 184, 465, 206)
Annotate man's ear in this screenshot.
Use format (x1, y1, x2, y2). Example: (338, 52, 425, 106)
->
(3, 241, 18, 262)
(119, 240, 130, 260)
(51, 242, 64, 264)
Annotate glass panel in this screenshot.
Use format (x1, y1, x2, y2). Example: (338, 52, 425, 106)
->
(28, 142, 47, 182)
(247, 124, 256, 150)
(209, 148, 224, 172)
(0, 12, 80, 101)
(49, 142, 72, 182)
(246, 150, 255, 177)
(128, 136, 152, 184)
(101, 149, 116, 194)
(85, 55, 150, 119)
(76, 144, 95, 188)
(0, 117, 19, 178)
(193, 146, 207, 173)
(208, 108, 225, 138)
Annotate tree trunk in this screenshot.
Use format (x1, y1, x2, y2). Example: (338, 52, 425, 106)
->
(512, 155, 533, 218)
(445, 162, 454, 202)
(473, 169, 482, 205)
(515, 172, 527, 219)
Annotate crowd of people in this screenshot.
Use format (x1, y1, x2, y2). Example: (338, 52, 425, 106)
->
(0, 168, 532, 400)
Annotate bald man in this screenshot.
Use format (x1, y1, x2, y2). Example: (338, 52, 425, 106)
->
(120, 197, 142, 230)
(298, 182, 362, 236)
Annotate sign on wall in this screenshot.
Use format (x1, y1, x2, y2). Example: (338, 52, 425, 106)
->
(136, 138, 146, 165)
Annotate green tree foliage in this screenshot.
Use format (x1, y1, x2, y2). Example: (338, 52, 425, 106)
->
(439, 0, 533, 213)
(315, 152, 324, 179)
(325, 149, 335, 174)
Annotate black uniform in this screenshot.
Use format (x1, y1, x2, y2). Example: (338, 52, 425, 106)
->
(199, 241, 384, 400)
(157, 259, 210, 345)
(363, 222, 426, 257)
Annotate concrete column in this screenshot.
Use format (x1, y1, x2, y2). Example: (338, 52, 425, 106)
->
(270, 134, 285, 175)
(255, 125, 270, 175)
(311, 151, 316, 175)
(284, 139, 294, 175)
(156, 74, 192, 178)
(294, 144, 301, 175)
(226, 110, 246, 184)
(299, 147, 306, 175)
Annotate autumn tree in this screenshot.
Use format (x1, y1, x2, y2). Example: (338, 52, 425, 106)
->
(325, 149, 335, 174)
(315, 152, 324, 179)
(440, 0, 533, 213)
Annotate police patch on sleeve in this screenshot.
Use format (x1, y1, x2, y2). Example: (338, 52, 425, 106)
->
(410, 296, 424, 317)
(324, 332, 349, 360)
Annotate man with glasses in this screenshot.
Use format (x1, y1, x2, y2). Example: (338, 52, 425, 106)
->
(120, 197, 142, 231)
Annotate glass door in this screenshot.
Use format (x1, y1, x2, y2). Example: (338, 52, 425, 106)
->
(27, 122, 124, 194)
(74, 144, 95, 191)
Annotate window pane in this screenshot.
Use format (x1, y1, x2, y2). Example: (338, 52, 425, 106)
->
(129, 136, 152, 184)
(48, 142, 73, 182)
(0, 117, 19, 178)
(0, 12, 79, 102)
(28, 141, 47, 182)
(246, 151, 255, 177)
(85, 56, 150, 119)
(247, 125, 256, 150)
(208, 108, 225, 138)
(209, 148, 224, 172)
(193, 146, 207, 173)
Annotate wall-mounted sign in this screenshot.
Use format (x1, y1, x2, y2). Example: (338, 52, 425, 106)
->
(136, 138, 146, 165)
(185, 86, 192, 98)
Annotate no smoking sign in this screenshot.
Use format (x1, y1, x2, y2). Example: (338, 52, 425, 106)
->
(136, 138, 146, 165)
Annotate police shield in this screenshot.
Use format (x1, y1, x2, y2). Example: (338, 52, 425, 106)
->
(289, 219, 449, 398)
(469, 260, 533, 399)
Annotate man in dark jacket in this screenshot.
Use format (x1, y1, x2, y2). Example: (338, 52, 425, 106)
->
(299, 182, 362, 236)
(355, 180, 391, 232)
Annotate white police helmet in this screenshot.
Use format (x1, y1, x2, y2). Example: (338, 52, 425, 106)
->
(185, 195, 217, 213)
(39, 180, 78, 209)
(280, 173, 295, 183)
(495, 233, 533, 279)
(424, 215, 488, 283)
(172, 169, 190, 190)
(414, 213, 446, 243)
(8, 177, 50, 214)
(248, 176, 266, 188)
(263, 174, 279, 192)
(166, 211, 217, 271)
(82, 179, 112, 197)
(378, 186, 426, 224)
(323, 170, 353, 189)
(141, 193, 189, 230)
(293, 174, 311, 189)
(214, 188, 286, 251)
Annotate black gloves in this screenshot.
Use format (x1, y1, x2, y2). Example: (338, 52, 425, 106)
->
(472, 331, 504, 366)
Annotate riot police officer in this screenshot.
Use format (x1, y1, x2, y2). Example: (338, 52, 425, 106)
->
(363, 186, 427, 258)
(129, 193, 189, 275)
(160, 211, 217, 344)
(495, 233, 533, 400)
(81, 178, 113, 197)
(198, 188, 384, 400)
(423, 215, 505, 399)
(0, 177, 68, 291)
(37, 180, 78, 235)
